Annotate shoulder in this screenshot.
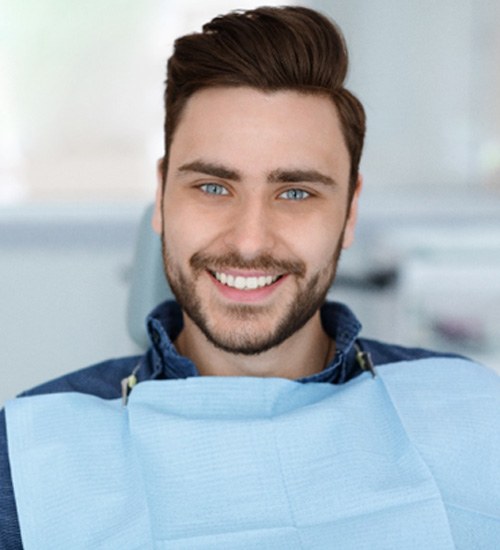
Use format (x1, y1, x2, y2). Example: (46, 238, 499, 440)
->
(374, 355, 500, 407)
(0, 354, 142, 547)
(18, 355, 142, 401)
(358, 337, 465, 367)
(0, 408, 21, 548)
(369, 354, 500, 432)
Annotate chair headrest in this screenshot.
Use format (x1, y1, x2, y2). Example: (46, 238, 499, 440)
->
(126, 204, 174, 349)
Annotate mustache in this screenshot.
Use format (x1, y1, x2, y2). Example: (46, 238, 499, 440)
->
(190, 250, 306, 277)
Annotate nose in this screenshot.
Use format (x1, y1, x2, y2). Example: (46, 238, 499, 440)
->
(224, 197, 276, 259)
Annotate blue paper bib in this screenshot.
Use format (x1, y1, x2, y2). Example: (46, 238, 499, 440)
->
(6, 358, 500, 549)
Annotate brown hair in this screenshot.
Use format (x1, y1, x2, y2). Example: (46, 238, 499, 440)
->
(163, 6, 366, 199)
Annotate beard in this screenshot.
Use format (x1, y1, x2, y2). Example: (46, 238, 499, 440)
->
(160, 237, 343, 356)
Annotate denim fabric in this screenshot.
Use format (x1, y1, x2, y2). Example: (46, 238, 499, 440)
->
(0, 300, 460, 548)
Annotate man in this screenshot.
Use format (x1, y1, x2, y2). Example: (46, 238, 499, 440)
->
(1, 6, 499, 549)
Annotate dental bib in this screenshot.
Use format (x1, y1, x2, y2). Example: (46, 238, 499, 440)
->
(6, 358, 500, 549)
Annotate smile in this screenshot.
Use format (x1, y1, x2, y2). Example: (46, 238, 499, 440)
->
(212, 271, 281, 290)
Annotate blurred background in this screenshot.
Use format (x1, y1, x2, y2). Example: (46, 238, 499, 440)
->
(1, 0, 500, 405)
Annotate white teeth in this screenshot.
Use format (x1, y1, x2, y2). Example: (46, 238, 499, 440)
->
(246, 277, 258, 290)
(234, 276, 245, 290)
(214, 271, 280, 290)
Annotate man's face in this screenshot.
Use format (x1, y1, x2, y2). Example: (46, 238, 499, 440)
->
(153, 87, 360, 355)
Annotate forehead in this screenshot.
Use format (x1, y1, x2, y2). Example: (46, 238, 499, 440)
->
(176, 86, 343, 136)
(168, 86, 350, 182)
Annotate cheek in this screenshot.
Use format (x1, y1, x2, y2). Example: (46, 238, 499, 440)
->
(163, 202, 216, 265)
(287, 216, 344, 267)
(162, 204, 190, 259)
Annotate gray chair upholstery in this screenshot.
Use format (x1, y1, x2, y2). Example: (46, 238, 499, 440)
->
(126, 204, 174, 349)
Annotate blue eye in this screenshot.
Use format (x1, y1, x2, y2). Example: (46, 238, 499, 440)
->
(280, 188, 310, 201)
(200, 183, 229, 196)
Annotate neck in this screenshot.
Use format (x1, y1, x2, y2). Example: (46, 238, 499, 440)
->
(175, 311, 335, 380)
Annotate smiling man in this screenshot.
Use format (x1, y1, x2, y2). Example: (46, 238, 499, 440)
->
(2, 6, 500, 549)
(154, 86, 358, 379)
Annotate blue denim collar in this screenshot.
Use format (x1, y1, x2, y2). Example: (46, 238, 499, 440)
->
(143, 300, 362, 384)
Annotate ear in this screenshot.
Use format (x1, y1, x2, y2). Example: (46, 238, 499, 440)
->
(152, 159, 164, 235)
(342, 175, 363, 250)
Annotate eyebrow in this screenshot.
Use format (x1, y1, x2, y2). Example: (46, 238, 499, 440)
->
(177, 161, 241, 181)
(177, 160, 337, 187)
(267, 168, 337, 187)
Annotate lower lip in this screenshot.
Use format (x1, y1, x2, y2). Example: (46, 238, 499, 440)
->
(209, 272, 287, 303)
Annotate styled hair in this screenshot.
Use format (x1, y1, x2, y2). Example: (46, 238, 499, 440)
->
(163, 5, 366, 198)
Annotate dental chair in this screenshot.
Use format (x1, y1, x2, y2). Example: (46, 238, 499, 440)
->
(126, 204, 174, 350)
